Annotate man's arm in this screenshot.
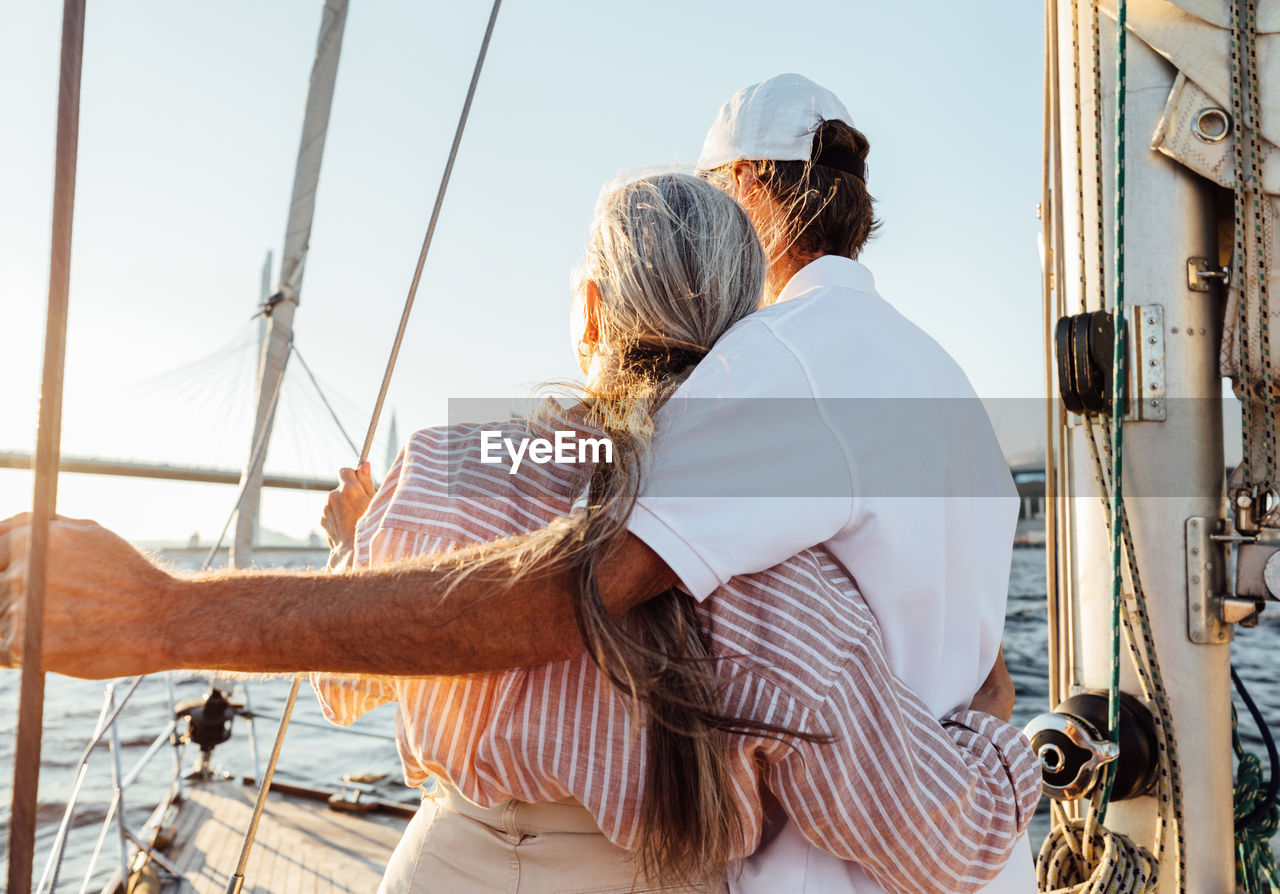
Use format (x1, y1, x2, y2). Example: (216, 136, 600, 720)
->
(0, 514, 674, 679)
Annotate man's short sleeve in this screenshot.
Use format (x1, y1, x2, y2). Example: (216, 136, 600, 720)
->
(628, 319, 856, 599)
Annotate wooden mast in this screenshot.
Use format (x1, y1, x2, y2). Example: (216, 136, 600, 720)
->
(231, 0, 348, 569)
(7, 0, 86, 890)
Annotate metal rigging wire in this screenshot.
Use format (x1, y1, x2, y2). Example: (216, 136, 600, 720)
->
(289, 342, 361, 461)
(358, 0, 504, 467)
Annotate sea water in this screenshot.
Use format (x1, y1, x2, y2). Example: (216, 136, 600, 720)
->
(2, 546, 1278, 887)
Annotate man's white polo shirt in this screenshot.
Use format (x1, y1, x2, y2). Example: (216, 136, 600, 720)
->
(628, 256, 1035, 893)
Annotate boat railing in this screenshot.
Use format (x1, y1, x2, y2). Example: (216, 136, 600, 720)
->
(34, 673, 394, 894)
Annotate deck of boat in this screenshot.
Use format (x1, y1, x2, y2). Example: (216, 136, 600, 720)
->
(150, 777, 409, 893)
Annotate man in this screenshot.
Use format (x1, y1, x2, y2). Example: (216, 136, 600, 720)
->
(1, 75, 1036, 891)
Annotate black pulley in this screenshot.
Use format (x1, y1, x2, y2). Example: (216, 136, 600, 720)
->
(1055, 310, 1126, 416)
(1023, 690, 1159, 802)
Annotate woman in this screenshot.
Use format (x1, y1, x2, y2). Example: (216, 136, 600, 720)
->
(315, 172, 1039, 894)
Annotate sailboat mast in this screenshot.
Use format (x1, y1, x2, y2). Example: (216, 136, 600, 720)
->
(231, 0, 348, 569)
(257, 250, 272, 361)
(1049, 3, 1231, 889)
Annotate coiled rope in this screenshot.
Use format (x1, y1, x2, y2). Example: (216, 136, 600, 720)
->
(1231, 666, 1280, 892)
(1038, 799, 1158, 892)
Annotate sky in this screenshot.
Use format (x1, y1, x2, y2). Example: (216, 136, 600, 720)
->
(0, 0, 1048, 544)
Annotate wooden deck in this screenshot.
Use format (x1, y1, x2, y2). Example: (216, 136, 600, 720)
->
(150, 779, 409, 893)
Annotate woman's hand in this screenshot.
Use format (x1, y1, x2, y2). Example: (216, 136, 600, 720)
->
(322, 462, 375, 568)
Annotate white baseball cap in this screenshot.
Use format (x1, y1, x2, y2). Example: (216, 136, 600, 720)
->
(697, 73, 856, 172)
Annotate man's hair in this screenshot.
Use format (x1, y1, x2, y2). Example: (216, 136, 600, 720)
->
(746, 118, 880, 261)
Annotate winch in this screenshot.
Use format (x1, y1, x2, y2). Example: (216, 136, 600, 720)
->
(174, 687, 242, 777)
(1023, 690, 1159, 802)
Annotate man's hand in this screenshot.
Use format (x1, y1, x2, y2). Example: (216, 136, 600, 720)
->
(970, 647, 1015, 722)
(1, 513, 180, 678)
(321, 463, 374, 571)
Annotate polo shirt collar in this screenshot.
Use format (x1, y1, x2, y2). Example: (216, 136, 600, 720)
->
(774, 255, 877, 305)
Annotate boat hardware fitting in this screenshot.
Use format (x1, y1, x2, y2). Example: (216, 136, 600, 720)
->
(1188, 517, 1242, 642)
(329, 780, 380, 814)
(1234, 527, 1280, 605)
(1055, 305, 1165, 422)
(1191, 107, 1231, 144)
(1023, 691, 1159, 802)
(1187, 257, 1230, 292)
(1056, 310, 1122, 415)
(174, 688, 241, 777)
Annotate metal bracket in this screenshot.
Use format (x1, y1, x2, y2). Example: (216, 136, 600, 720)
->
(1129, 305, 1166, 422)
(1187, 257, 1229, 292)
(1187, 517, 1233, 644)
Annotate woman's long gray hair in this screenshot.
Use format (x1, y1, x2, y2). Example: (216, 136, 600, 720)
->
(446, 172, 820, 883)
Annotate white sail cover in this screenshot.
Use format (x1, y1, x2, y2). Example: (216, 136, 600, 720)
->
(1100, 0, 1279, 426)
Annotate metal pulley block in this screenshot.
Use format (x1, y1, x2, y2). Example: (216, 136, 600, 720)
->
(1023, 691, 1159, 802)
(1055, 311, 1127, 416)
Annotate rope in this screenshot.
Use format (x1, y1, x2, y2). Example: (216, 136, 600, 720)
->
(1039, 2, 1189, 887)
(1039, 800, 1158, 893)
(8, 2, 86, 891)
(1232, 666, 1280, 892)
(359, 0, 504, 467)
(1071, 0, 1086, 314)
(1099, 0, 1127, 820)
(1090, 0, 1105, 312)
(1229, 0, 1277, 496)
(1242, 0, 1276, 485)
(1226, 5, 1280, 883)
(1087, 420, 1188, 882)
(1230, 0, 1257, 487)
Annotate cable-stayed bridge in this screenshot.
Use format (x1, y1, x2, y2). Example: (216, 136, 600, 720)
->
(0, 323, 396, 499)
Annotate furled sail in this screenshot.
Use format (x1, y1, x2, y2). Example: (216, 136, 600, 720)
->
(1102, 0, 1279, 493)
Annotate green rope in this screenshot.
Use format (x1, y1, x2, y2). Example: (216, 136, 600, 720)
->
(1099, 0, 1127, 821)
(1081, 419, 1188, 888)
(1233, 707, 1280, 893)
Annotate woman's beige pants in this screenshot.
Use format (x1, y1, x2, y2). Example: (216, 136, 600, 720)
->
(377, 782, 728, 894)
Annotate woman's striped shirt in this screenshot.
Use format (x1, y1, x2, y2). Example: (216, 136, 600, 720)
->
(311, 422, 1040, 894)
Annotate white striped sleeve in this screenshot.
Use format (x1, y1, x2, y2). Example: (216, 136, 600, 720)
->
(761, 640, 1041, 894)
